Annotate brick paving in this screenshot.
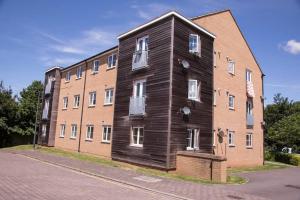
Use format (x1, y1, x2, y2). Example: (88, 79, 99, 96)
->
(1, 150, 269, 200)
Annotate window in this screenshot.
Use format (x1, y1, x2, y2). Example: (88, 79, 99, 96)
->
(228, 130, 234, 146)
(213, 90, 217, 106)
(131, 127, 144, 147)
(76, 66, 83, 79)
(187, 129, 199, 150)
(108, 54, 117, 69)
(86, 125, 94, 140)
(229, 95, 235, 110)
(102, 125, 111, 143)
(71, 124, 77, 138)
(189, 34, 201, 55)
(63, 97, 68, 109)
(228, 60, 235, 75)
(74, 95, 80, 108)
(133, 80, 146, 97)
(104, 89, 114, 105)
(66, 71, 71, 82)
(136, 36, 149, 51)
(60, 124, 66, 138)
(93, 60, 100, 73)
(246, 99, 253, 115)
(41, 124, 47, 137)
(89, 92, 96, 106)
(246, 69, 252, 82)
(246, 133, 253, 148)
(188, 79, 200, 101)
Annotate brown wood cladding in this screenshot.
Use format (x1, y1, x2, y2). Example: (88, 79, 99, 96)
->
(112, 15, 214, 169)
(112, 17, 172, 168)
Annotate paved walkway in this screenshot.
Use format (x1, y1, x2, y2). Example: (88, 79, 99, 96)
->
(1, 149, 268, 200)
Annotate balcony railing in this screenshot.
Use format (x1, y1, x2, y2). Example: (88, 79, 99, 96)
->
(132, 50, 148, 71)
(129, 96, 145, 116)
(45, 81, 53, 95)
(246, 81, 255, 98)
(42, 104, 49, 120)
(246, 114, 254, 126)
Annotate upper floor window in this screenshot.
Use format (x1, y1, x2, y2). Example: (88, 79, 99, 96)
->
(133, 79, 146, 97)
(187, 128, 199, 150)
(228, 60, 235, 75)
(131, 127, 144, 147)
(246, 69, 252, 82)
(74, 95, 80, 108)
(60, 124, 66, 138)
(246, 99, 253, 115)
(71, 124, 77, 138)
(189, 34, 201, 55)
(136, 36, 149, 52)
(188, 79, 200, 101)
(246, 133, 253, 148)
(229, 95, 235, 110)
(93, 60, 100, 73)
(76, 66, 83, 79)
(102, 125, 111, 143)
(63, 97, 68, 109)
(89, 92, 96, 106)
(66, 71, 71, 82)
(228, 130, 235, 146)
(41, 124, 47, 137)
(104, 89, 114, 105)
(86, 125, 94, 140)
(108, 54, 117, 69)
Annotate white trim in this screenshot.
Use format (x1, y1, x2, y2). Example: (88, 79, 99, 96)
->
(117, 11, 216, 39)
(102, 125, 112, 143)
(46, 66, 61, 73)
(130, 126, 144, 147)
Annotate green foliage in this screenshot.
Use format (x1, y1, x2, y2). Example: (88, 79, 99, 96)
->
(265, 151, 299, 166)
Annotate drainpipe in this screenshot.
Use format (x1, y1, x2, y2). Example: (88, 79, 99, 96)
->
(262, 74, 265, 164)
(78, 61, 88, 152)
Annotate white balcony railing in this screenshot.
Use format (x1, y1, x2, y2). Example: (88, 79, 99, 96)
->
(132, 50, 148, 71)
(45, 80, 53, 95)
(129, 96, 145, 116)
(246, 114, 254, 126)
(246, 81, 255, 98)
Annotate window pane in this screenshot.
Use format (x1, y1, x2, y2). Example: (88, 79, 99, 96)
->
(139, 128, 144, 145)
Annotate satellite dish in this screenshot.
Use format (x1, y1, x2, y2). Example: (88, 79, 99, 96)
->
(181, 107, 191, 115)
(181, 60, 190, 69)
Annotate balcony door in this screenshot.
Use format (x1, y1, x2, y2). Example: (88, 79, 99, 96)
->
(136, 36, 149, 52)
(133, 80, 146, 98)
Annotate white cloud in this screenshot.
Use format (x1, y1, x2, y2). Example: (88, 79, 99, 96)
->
(131, 3, 177, 20)
(281, 40, 300, 55)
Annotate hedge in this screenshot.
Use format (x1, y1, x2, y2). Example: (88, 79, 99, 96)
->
(265, 151, 300, 166)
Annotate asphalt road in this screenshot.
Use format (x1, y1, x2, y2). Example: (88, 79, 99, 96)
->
(0, 152, 178, 200)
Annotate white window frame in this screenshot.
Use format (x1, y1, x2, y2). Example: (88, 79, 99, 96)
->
(102, 125, 112, 143)
(188, 79, 200, 101)
(228, 60, 235, 75)
(131, 127, 144, 147)
(73, 95, 80, 108)
(107, 54, 117, 69)
(246, 99, 253, 115)
(92, 60, 100, 73)
(63, 97, 68, 109)
(228, 130, 235, 147)
(89, 91, 96, 107)
(104, 88, 114, 105)
(187, 128, 199, 150)
(133, 79, 146, 97)
(136, 36, 149, 51)
(65, 71, 71, 82)
(229, 95, 235, 110)
(246, 133, 253, 148)
(189, 34, 201, 55)
(86, 125, 94, 140)
(76, 66, 83, 79)
(60, 124, 66, 138)
(246, 69, 252, 82)
(71, 124, 77, 139)
(42, 124, 47, 137)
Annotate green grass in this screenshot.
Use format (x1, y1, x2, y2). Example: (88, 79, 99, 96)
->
(2, 145, 246, 184)
(228, 161, 290, 174)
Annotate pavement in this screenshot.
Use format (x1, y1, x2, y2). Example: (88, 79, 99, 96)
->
(0, 149, 299, 200)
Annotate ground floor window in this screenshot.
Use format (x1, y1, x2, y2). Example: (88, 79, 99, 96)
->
(71, 124, 77, 138)
(228, 130, 235, 147)
(246, 133, 253, 148)
(102, 125, 111, 143)
(131, 127, 144, 147)
(187, 128, 199, 150)
(86, 125, 94, 140)
(60, 124, 65, 138)
(42, 124, 47, 138)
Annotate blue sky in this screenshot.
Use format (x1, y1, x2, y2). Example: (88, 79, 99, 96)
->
(0, 0, 299, 104)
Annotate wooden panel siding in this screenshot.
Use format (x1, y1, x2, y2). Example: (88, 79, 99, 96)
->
(112, 17, 173, 169)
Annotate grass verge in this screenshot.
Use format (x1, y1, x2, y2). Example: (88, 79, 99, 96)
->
(228, 161, 291, 174)
(2, 145, 246, 184)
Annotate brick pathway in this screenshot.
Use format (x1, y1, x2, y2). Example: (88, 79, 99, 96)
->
(2, 150, 268, 200)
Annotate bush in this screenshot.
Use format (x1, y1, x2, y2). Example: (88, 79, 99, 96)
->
(265, 151, 299, 166)
(265, 151, 275, 161)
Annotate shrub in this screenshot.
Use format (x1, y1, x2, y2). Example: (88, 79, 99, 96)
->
(265, 151, 299, 166)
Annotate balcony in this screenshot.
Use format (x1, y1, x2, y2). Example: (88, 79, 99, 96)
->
(132, 50, 148, 71)
(246, 114, 254, 126)
(246, 81, 255, 98)
(45, 81, 53, 95)
(129, 96, 145, 116)
(42, 104, 49, 120)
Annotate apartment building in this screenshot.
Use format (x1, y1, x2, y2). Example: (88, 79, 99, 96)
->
(39, 10, 264, 168)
